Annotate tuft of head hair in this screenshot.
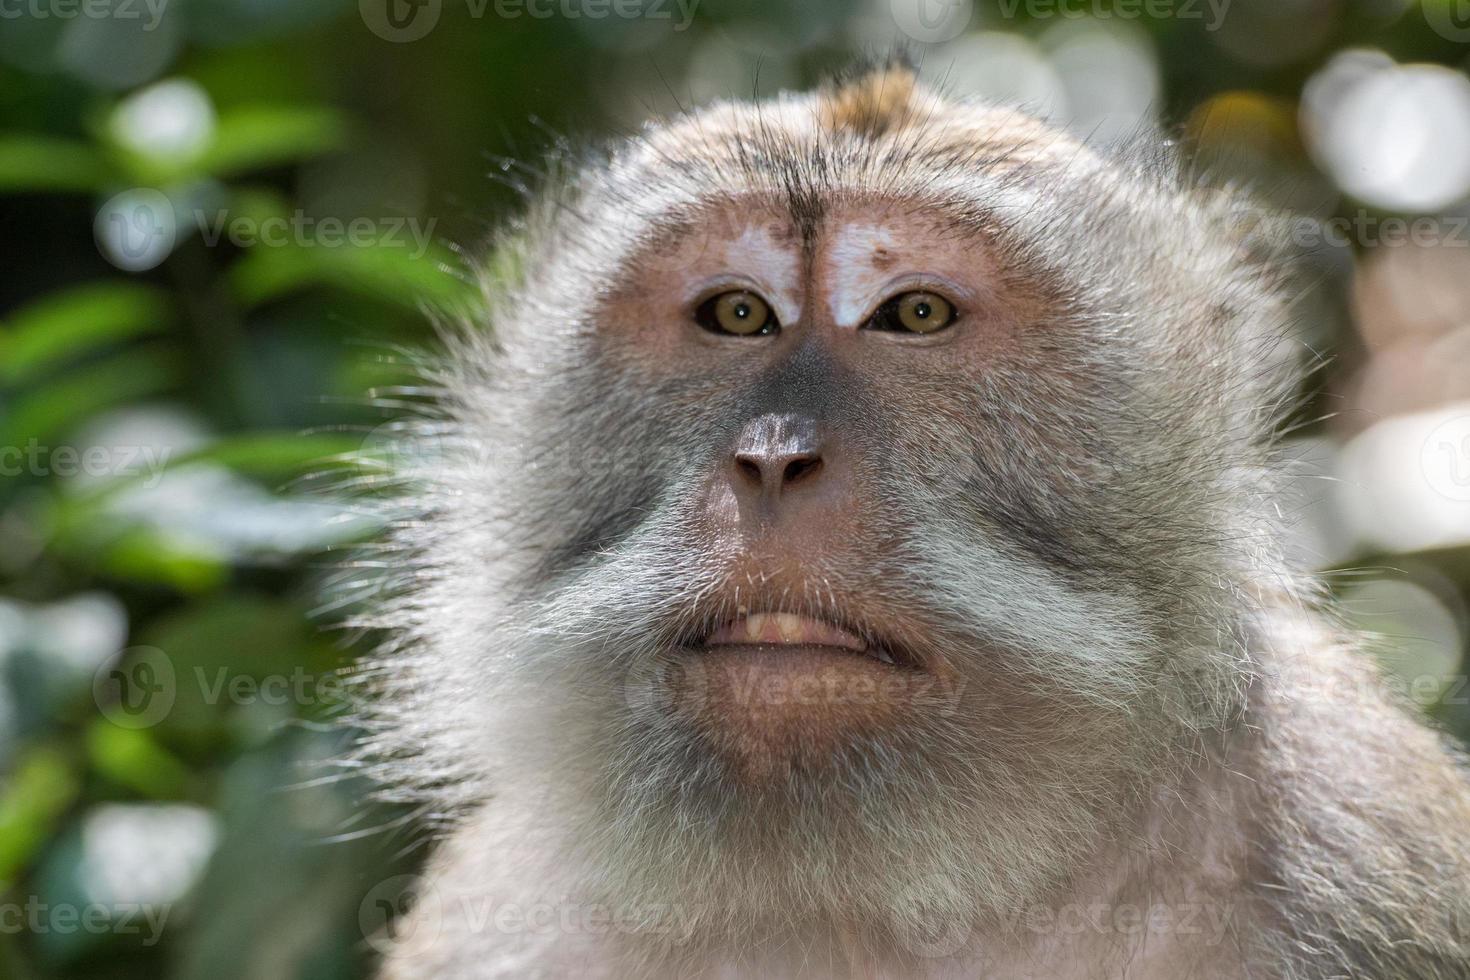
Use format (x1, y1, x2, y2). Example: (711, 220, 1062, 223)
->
(818, 58, 922, 138)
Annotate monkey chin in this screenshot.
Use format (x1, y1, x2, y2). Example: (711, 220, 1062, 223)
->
(672, 621, 951, 782)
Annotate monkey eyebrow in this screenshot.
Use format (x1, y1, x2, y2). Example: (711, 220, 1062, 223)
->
(716, 226, 802, 324)
(682, 276, 802, 330)
(825, 223, 900, 329)
(630, 199, 803, 325)
(820, 214, 991, 330)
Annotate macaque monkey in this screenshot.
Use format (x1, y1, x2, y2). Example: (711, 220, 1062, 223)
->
(350, 63, 1470, 978)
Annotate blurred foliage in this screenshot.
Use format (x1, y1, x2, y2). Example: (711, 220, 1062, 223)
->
(1, 0, 1469, 978)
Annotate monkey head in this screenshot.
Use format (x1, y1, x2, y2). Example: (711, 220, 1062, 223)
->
(357, 63, 1299, 951)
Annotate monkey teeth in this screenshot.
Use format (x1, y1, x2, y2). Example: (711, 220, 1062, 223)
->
(707, 612, 889, 661)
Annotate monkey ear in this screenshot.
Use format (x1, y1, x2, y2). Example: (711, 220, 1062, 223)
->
(818, 55, 924, 138)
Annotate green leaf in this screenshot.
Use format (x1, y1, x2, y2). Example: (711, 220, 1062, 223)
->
(0, 748, 80, 881)
(0, 136, 111, 193)
(229, 238, 474, 312)
(39, 502, 230, 591)
(169, 432, 363, 480)
(0, 347, 181, 449)
(86, 722, 191, 798)
(195, 106, 348, 179)
(97, 528, 229, 593)
(0, 282, 174, 385)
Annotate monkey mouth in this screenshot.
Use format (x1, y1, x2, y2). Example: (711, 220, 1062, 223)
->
(668, 607, 941, 774)
(693, 611, 913, 669)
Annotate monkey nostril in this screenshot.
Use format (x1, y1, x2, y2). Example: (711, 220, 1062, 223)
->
(782, 456, 821, 485)
(735, 456, 765, 485)
(733, 451, 823, 492)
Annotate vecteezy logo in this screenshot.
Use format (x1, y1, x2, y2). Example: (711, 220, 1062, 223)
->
(93, 646, 176, 729)
(1423, 415, 1470, 502)
(361, 0, 442, 42)
(360, 876, 443, 954)
(890, 0, 972, 43)
(94, 189, 176, 272)
(893, 874, 973, 958)
(1424, 0, 1470, 42)
(622, 652, 711, 717)
(1164, 188, 1274, 276)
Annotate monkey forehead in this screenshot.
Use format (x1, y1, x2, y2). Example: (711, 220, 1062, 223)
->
(582, 72, 1124, 304)
(604, 102, 1108, 230)
(628, 190, 1002, 263)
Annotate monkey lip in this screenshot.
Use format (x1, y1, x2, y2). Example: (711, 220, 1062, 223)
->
(672, 608, 943, 768)
(698, 612, 904, 667)
(674, 609, 937, 768)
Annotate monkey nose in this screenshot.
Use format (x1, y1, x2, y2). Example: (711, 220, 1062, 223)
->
(729, 413, 827, 503)
(733, 448, 823, 493)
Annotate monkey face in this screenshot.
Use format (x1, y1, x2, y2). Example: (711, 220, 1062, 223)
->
(455, 182, 1214, 922)
(378, 65, 1294, 932)
(575, 195, 1088, 777)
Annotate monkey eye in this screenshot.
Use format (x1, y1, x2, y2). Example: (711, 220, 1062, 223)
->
(865, 291, 957, 334)
(695, 290, 779, 337)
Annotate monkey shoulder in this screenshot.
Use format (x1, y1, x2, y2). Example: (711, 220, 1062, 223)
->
(1241, 622, 1470, 979)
